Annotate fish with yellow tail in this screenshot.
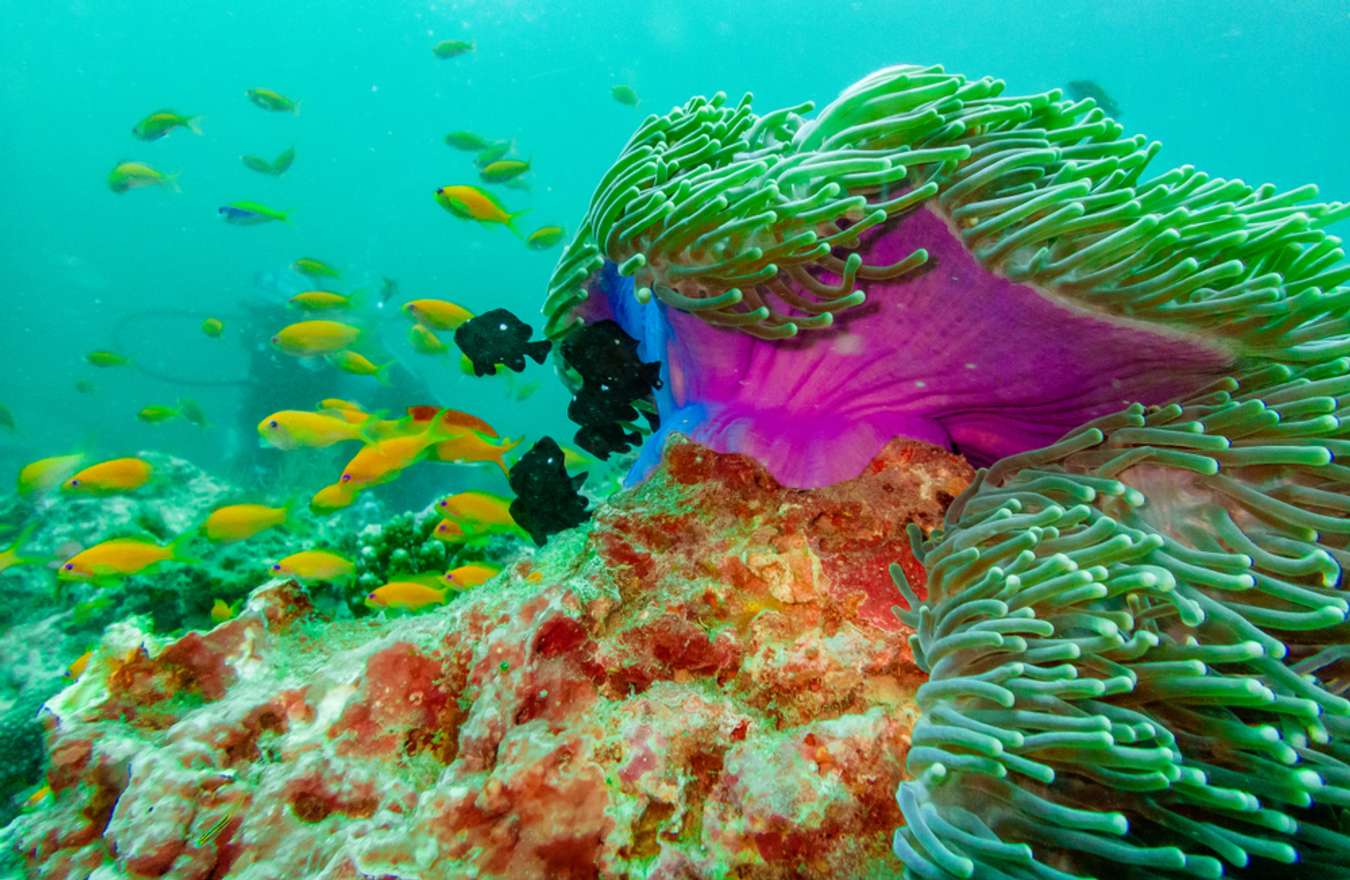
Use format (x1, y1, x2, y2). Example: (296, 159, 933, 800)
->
(203, 503, 291, 542)
(338, 408, 467, 488)
(443, 562, 502, 589)
(289, 290, 356, 311)
(365, 575, 450, 611)
(210, 598, 239, 622)
(434, 185, 525, 234)
(271, 319, 361, 356)
(271, 550, 354, 583)
(0, 523, 43, 574)
(108, 161, 180, 193)
(257, 410, 370, 450)
(408, 323, 449, 355)
(58, 535, 196, 581)
(219, 201, 288, 225)
(131, 108, 202, 141)
(429, 430, 520, 476)
(310, 481, 358, 513)
(246, 87, 299, 114)
(17, 453, 86, 495)
(293, 257, 339, 279)
(86, 350, 130, 368)
(138, 399, 207, 427)
(63, 457, 152, 493)
(327, 350, 391, 384)
(437, 491, 520, 536)
(402, 298, 474, 330)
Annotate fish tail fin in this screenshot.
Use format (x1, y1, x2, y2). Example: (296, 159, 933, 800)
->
(169, 531, 203, 565)
(292, 101, 301, 116)
(164, 172, 183, 194)
(178, 398, 207, 428)
(506, 209, 530, 240)
(526, 339, 552, 365)
(374, 361, 395, 386)
(493, 436, 524, 476)
(186, 115, 205, 135)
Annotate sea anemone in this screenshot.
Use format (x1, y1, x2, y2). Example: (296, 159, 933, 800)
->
(545, 64, 1350, 877)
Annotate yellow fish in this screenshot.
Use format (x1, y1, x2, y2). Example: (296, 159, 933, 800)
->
(247, 87, 299, 113)
(17, 453, 86, 495)
(86, 350, 130, 368)
(63, 457, 152, 493)
(108, 161, 180, 193)
(59, 536, 193, 580)
(526, 225, 565, 250)
(201, 318, 224, 337)
(310, 481, 358, 513)
(340, 432, 437, 489)
(409, 323, 449, 355)
(327, 350, 390, 383)
(289, 291, 354, 311)
(431, 431, 520, 476)
(258, 410, 368, 450)
(434, 185, 524, 232)
(293, 257, 339, 279)
(66, 650, 93, 679)
(131, 109, 202, 140)
(365, 577, 448, 610)
(272, 320, 361, 356)
(0, 523, 42, 574)
(402, 298, 473, 330)
(444, 562, 502, 589)
(210, 598, 239, 622)
(431, 518, 467, 543)
(204, 503, 290, 542)
(271, 550, 354, 582)
(438, 491, 517, 532)
(319, 398, 364, 414)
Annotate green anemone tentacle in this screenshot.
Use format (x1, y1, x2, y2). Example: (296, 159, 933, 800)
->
(546, 63, 1350, 878)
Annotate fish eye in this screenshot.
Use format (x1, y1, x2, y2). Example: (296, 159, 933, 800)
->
(340, 474, 352, 482)
(70, 479, 80, 486)
(64, 563, 74, 571)
(367, 592, 377, 600)
(269, 420, 278, 428)
(271, 563, 282, 571)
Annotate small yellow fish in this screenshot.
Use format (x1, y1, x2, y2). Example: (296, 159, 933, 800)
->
(478, 159, 530, 184)
(131, 109, 202, 140)
(365, 578, 448, 610)
(444, 130, 491, 151)
(17, 453, 86, 495)
(63, 457, 152, 493)
(526, 226, 565, 250)
(432, 39, 473, 59)
(561, 445, 594, 470)
(204, 503, 289, 542)
(327, 350, 390, 383)
(247, 87, 299, 113)
(611, 84, 639, 107)
(271, 550, 354, 582)
(86, 350, 130, 368)
(66, 650, 93, 679)
(272, 320, 361, 356)
(210, 598, 239, 622)
(434, 185, 524, 232)
(319, 398, 364, 414)
(137, 400, 205, 427)
(24, 785, 51, 808)
(201, 317, 224, 337)
(0, 522, 42, 574)
(258, 410, 368, 449)
(340, 432, 438, 489)
(108, 161, 179, 193)
(293, 257, 340, 279)
(310, 481, 358, 513)
(289, 291, 354, 311)
(409, 323, 449, 355)
(59, 536, 192, 580)
(444, 562, 502, 589)
(438, 491, 517, 532)
(402, 298, 474, 330)
(431, 518, 467, 543)
(430, 431, 520, 476)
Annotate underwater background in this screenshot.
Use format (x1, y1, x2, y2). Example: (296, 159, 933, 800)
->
(3, 1, 1350, 877)
(1, 0, 1348, 491)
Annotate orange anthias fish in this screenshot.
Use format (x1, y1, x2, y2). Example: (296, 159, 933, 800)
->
(402, 298, 474, 330)
(204, 503, 290, 542)
(443, 563, 502, 589)
(258, 410, 369, 450)
(59, 536, 193, 580)
(66, 650, 93, 679)
(431, 518, 467, 543)
(271, 320, 361, 356)
(365, 576, 449, 610)
(310, 481, 358, 513)
(438, 491, 517, 534)
(62, 457, 153, 493)
(271, 550, 354, 582)
(434, 185, 525, 233)
(17, 453, 87, 495)
(339, 432, 438, 488)
(429, 431, 520, 476)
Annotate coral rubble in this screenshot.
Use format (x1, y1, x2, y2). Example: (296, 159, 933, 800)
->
(9, 437, 971, 878)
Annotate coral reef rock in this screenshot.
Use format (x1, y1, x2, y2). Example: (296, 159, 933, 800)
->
(10, 436, 972, 879)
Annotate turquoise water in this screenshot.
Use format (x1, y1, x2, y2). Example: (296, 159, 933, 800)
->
(2, 0, 1347, 493)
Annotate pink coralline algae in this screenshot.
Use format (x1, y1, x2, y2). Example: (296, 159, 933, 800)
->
(12, 437, 972, 879)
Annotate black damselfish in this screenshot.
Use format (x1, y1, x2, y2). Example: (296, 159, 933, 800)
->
(507, 436, 590, 546)
(453, 308, 551, 376)
(559, 320, 662, 460)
